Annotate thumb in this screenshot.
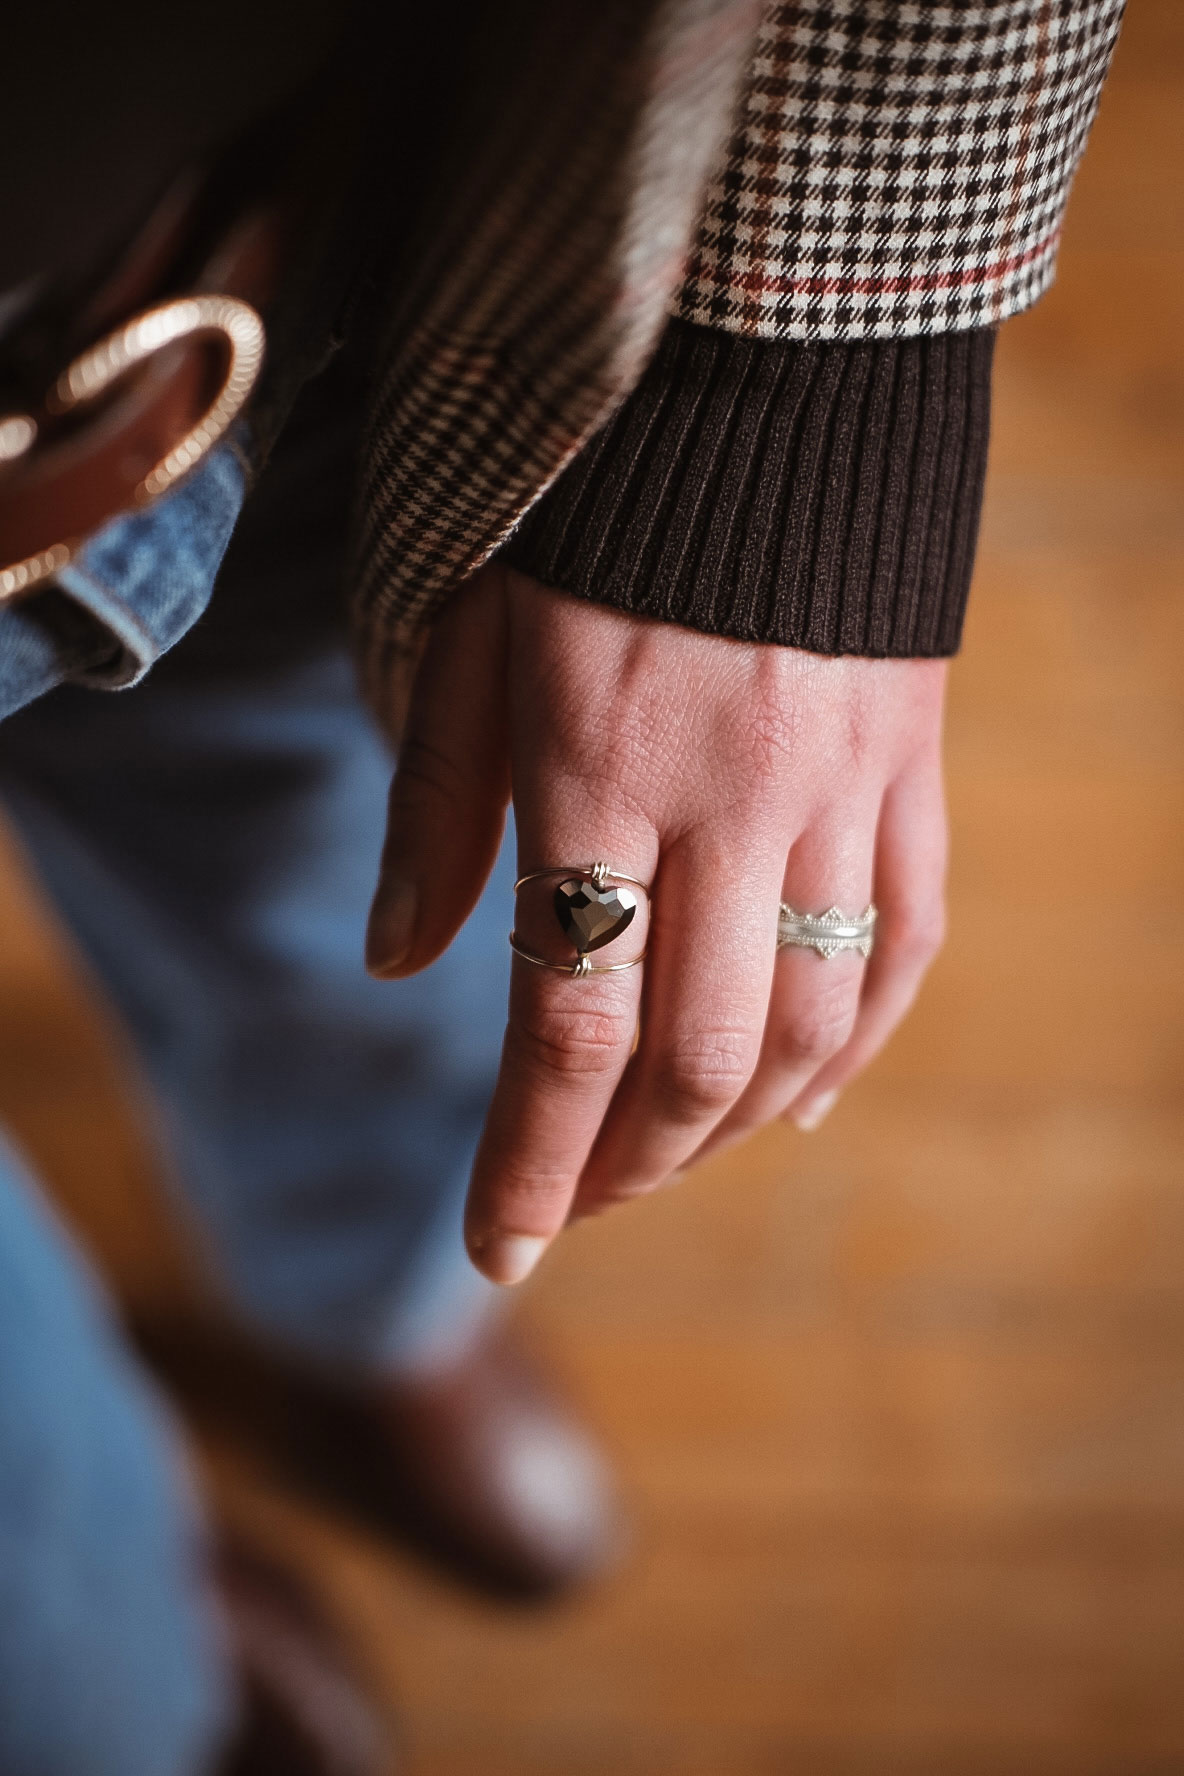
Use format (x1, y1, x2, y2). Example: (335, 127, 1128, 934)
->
(366, 564, 510, 978)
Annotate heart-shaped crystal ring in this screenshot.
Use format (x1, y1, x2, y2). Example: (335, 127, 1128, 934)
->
(511, 861, 649, 978)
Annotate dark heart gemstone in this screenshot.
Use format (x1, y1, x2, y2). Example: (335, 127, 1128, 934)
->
(554, 877, 637, 954)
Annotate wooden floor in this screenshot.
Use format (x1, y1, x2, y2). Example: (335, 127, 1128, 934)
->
(1, 6, 1182, 1771)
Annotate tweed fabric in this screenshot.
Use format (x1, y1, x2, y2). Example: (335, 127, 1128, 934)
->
(351, 0, 1120, 705)
(676, 0, 1126, 341)
(352, 0, 760, 721)
(502, 320, 994, 655)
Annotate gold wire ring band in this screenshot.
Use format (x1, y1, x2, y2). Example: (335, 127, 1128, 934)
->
(777, 903, 877, 960)
(513, 861, 649, 895)
(508, 934, 647, 977)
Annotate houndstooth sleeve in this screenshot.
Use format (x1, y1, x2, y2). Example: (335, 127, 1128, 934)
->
(502, 0, 1124, 656)
(675, 0, 1125, 342)
(354, 0, 1124, 691)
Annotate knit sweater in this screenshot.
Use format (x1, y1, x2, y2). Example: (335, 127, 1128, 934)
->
(503, 321, 994, 657)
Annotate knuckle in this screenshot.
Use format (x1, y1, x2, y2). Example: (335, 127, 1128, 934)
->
(391, 736, 469, 812)
(586, 1181, 664, 1214)
(650, 1030, 756, 1120)
(511, 998, 632, 1081)
(892, 902, 946, 967)
(843, 692, 875, 773)
(547, 699, 662, 818)
(485, 1161, 573, 1208)
(775, 988, 858, 1067)
(745, 681, 800, 784)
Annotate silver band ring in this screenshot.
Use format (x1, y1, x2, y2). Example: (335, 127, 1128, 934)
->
(778, 903, 877, 960)
(511, 860, 649, 978)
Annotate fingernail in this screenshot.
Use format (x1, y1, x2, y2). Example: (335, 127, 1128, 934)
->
(366, 877, 417, 977)
(792, 1089, 840, 1133)
(469, 1232, 548, 1286)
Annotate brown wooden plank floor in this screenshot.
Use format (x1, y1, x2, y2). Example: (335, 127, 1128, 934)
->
(0, 6, 1182, 1771)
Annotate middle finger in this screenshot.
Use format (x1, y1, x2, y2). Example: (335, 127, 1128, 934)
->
(573, 822, 785, 1213)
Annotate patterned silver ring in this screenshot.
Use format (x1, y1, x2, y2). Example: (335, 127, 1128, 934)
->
(777, 903, 877, 961)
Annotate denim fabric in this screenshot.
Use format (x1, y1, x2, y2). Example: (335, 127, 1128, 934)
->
(0, 442, 247, 722)
(0, 349, 509, 1367)
(0, 649, 509, 1369)
(0, 444, 255, 1774)
(0, 348, 511, 1769)
(0, 1138, 230, 1776)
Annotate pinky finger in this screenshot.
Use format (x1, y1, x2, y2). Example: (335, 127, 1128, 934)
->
(786, 755, 948, 1131)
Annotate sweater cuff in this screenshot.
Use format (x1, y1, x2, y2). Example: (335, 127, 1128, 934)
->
(500, 318, 995, 657)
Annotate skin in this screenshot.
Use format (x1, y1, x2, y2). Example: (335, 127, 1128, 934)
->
(367, 563, 949, 1285)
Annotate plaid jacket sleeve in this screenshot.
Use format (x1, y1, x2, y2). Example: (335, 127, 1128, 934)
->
(353, 1, 1123, 704)
(676, 0, 1126, 341)
(502, 0, 1124, 659)
(352, 0, 761, 724)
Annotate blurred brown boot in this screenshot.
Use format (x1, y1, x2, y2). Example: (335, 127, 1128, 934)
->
(214, 1535, 394, 1776)
(354, 1330, 625, 1599)
(138, 1320, 626, 1603)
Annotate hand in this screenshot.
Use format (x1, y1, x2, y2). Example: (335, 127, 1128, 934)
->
(367, 564, 948, 1283)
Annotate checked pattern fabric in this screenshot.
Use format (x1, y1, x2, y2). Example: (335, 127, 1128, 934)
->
(676, 0, 1126, 341)
(352, 0, 1122, 709)
(353, 0, 760, 722)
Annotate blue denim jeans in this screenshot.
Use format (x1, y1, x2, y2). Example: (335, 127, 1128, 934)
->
(0, 1139, 231, 1776)
(0, 358, 511, 1770)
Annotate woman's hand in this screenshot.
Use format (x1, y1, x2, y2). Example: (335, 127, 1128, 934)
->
(367, 563, 949, 1284)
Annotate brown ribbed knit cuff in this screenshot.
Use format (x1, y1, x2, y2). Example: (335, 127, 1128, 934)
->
(500, 318, 995, 656)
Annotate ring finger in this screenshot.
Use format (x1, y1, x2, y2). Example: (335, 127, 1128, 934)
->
(687, 807, 878, 1166)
